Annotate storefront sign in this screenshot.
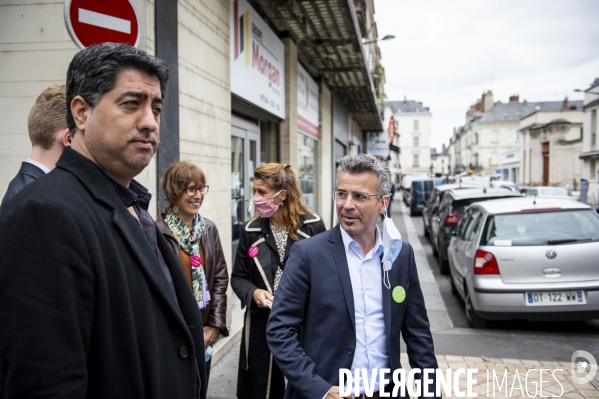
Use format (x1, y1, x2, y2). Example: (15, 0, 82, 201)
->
(230, 0, 285, 119)
(297, 63, 320, 138)
(367, 131, 389, 159)
(64, 0, 140, 49)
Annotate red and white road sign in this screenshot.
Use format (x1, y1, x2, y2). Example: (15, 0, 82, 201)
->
(64, 0, 140, 49)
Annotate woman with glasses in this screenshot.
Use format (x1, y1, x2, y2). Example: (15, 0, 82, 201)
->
(156, 161, 229, 386)
(231, 163, 326, 399)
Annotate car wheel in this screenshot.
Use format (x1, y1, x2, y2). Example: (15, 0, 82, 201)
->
(465, 289, 488, 329)
(450, 275, 459, 296)
(423, 221, 429, 237)
(440, 258, 450, 275)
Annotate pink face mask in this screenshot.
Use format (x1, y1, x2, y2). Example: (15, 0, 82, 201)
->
(253, 190, 282, 218)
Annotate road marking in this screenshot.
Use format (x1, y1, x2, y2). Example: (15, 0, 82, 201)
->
(78, 8, 131, 34)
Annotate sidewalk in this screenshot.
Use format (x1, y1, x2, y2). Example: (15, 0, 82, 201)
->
(412, 353, 599, 398)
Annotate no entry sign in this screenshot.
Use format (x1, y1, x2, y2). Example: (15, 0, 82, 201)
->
(64, 0, 140, 49)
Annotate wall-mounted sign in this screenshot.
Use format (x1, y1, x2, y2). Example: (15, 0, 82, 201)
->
(230, 0, 285, 119)
(64, 0, 140, 49)
(387, 115, 397, 144)
(297, 63, 319, 138)
(367, 131, 389, 159)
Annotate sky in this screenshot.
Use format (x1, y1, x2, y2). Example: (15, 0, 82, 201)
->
(374, 0, 599, 151)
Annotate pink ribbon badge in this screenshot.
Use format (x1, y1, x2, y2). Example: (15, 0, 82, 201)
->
(190, 255, 202, 268)
(248, 245, 259, 258)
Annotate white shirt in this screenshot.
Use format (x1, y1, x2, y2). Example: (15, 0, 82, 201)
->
(25, 159, 50, 174)
(340, 226, 389, 395)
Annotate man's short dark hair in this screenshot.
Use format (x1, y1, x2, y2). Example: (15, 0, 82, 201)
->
(66, 42, 169, 135)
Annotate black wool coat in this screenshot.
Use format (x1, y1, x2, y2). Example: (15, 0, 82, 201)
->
(0, 148, 206, 399)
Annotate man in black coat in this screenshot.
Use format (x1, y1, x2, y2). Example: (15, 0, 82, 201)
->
(0, 43, 206, 398)
(0, 84, 71, 208)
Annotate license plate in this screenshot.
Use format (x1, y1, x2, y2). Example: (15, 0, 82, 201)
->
(525, 291, 586, 306)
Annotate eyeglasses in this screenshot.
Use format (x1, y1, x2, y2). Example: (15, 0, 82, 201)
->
(185, 185, 209, 196)
(332, 190, 383, 206)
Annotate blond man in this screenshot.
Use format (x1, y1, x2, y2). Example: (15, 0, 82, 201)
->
(1, 84, 70, 207)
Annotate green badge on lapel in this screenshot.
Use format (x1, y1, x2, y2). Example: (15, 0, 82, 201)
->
(392, 286, 406, 303)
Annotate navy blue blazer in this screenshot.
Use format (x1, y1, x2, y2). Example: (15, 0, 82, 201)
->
(267, 224, 439, 399)
(1, 161, 46, 208)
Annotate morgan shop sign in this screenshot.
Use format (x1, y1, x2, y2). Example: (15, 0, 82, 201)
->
(230, 0, 285, 119)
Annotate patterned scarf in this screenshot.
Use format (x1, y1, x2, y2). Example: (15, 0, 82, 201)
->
(165, 212, 210, 309)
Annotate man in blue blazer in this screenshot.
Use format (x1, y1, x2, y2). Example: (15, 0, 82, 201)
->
(267, 154, 439, 398)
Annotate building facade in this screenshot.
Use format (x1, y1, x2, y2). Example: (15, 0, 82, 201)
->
(0, 0, 385, 357)
(519, 108, 584, 188)
(449, 91, 583, 182)
(383, 98, 431, 174)
(431, 145, 449, 176)
(579, 78, 599, 205)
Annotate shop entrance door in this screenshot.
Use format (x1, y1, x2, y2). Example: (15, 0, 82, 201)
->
(231, 117, 260, 254)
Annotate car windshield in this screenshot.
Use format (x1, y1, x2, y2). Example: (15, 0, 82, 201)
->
(480, 210, 599, 246)
(413, 180, 435, 195)
(539, 187, 569, 196)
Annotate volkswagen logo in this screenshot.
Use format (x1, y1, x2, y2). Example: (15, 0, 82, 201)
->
(546, 250, 557, 259)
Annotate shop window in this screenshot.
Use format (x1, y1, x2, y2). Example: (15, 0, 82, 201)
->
(260, 121, 278, 163)
(298, 133, 318, 213)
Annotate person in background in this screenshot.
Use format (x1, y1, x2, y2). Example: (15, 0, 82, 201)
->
(1, 84, 71, 208)
(231, 163, 326, 399)
(156, 161, 229, 386)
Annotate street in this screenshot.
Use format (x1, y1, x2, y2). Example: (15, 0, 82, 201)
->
(208, 197, 599, 399)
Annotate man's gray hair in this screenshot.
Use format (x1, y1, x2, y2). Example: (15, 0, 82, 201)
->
(336, 154, 392, 196)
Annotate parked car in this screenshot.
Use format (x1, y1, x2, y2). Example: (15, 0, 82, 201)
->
(519, 185, 578, 200)
(517, 186, 536, 196)
(529, 186, 578, 200)
(400, 173, 429, 206)
(489, 180, 517, 189)
(430, 187, 523, 274)
(409, 178, 445, 216)
(447, 197, 599, 328)
(422, 184, 476, 238)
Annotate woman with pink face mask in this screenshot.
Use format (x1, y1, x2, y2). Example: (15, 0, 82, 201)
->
(231, 163, 326, 399)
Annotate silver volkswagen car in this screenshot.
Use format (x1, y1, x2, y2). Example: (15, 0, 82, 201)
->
(448, 197, 599, 328)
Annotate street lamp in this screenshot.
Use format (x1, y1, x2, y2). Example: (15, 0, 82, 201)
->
(362, 35, 395, 45)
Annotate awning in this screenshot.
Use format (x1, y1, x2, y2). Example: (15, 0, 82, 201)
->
(254, 0, 383, 131)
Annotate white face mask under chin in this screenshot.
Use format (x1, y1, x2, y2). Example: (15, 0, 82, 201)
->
(382, 212, 403, 289)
